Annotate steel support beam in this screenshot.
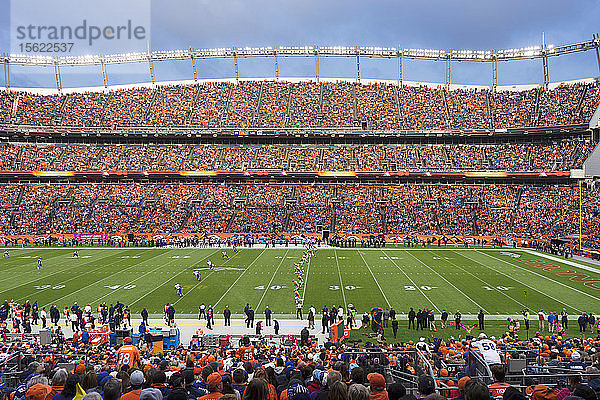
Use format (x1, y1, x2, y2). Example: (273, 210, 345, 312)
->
(191, 47, 198, 82)
(6, 39, 600, 67)
(3, 57, 9, 90)
(100, 56, 109, 88)
(594, 34, 600, 76)
(542, 51, 549, 89)
(314, 45, 320, 82)
(233, 46, 239, 84)
(356, 46, 360, 83)
(54, 60, 62, 93)
(147, 51, 156, 85)
(445, 51, 451, 89)
(398, 46, 403, 87)
(274, 45, 279, 80)
(492, 52, 497, 92)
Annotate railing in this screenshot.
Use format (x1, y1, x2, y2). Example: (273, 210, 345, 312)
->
(0, 122, 589, 138)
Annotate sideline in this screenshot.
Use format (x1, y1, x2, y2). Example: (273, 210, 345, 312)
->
(523, 250, 600, 275)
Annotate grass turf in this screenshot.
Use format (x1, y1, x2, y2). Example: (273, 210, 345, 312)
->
(1, 246, 599, 333)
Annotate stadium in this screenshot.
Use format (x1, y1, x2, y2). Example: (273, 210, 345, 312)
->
(2, 2, 600, 398)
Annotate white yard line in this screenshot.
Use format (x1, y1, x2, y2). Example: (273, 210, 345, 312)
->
(9, 250, 136, 301)
(173, 249, 244, 306)
(334, 249, 347, 310)
(172, 271, 216, 306)
(128, 250, 221, 307)
(0, 249, 72, 275)
(380, 249, 440, 312)
(358, 250, 391, 307)
(214, 248, 267, 308)
(256, 249, 290, 311)
(47, 250, 182, 308)
(459, 251, 583, 313)
(406, 250, 489, 313)
(444, 250, 527, 309)
(524, 250, 600, 274)
(478, 250, 600, 305)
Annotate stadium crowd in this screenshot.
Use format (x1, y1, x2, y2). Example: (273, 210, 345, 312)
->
(0, 183, 598, 251)
(1, 295, 600, 400)
(0, 141, 594, 172)
(1, 80, 598, 130)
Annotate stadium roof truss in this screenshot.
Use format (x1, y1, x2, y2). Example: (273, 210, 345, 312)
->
(3, 36, 600, 93)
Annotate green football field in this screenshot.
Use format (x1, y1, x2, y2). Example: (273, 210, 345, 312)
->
(1, 246, 599, 322)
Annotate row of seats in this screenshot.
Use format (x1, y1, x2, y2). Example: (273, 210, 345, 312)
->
(0, 141, 595, 172)
(0, 183, 598, 249)
(1, 80, 598, 130)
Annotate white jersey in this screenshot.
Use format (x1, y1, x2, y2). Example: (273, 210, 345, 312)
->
(472, 339, 501, 364)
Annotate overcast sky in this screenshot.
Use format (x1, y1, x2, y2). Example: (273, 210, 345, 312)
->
(1, 0, 599, 88)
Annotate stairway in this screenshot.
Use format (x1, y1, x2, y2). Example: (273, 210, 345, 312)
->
(219, 85, 234, 128)
(531, 88, 541, 126)
(56, 95, 70, 125)
(253, 81, 264, 127)
(572, 85, 589, 123)
(442, 90, 452, 129)
(185, 85, 201, 125)
(142, 90, 158, 123)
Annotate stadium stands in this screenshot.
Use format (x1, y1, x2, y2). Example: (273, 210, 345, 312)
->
(0, 141, 594, 172)
(0, 183, 598, 248)
(2, 79, 598, 131)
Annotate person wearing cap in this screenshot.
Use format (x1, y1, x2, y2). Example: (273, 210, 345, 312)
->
(408, 308, 415, 330)
(115, 337, 141, 369)
(139, 388, 163, 400)
(569, 351, 586, 370)
(391, 317, 398, 339)
(561, 309, 568, 330)
(287, 383, 310, 400)
(198, 373, 223, 400)
(538, 310, 546, 332)
(477, 310, 484, 330)
(451, 376, 471, 400)
(454, 310, 461, 330)
(368, 373, 388, 400)
(141, 308, 149, 326)
(307, 370, 323, 394)
(526, 385, 557, 400)
(26, 383, 52, 400)
(121, 370, 144, 400)
(440, 310, 448, 329)
(223, 306, 231, 327)
(74, 364, 86, 376)
(436, 369, 453, 399)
